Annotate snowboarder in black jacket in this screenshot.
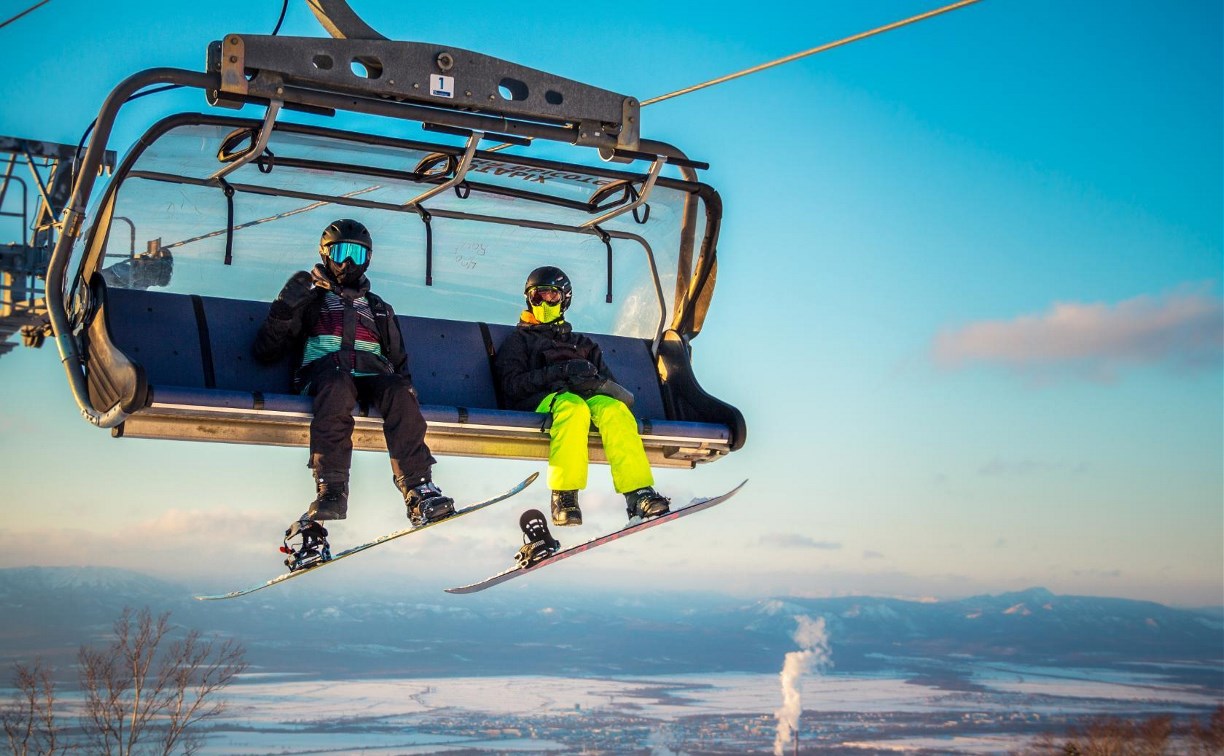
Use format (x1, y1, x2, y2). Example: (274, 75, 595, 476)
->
(494, 266, 671, 527)
(253, 219, 454, 529)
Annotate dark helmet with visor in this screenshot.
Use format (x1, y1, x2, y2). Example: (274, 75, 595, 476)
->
(319, 219, 372, 284)
(524, 266, 573, 312)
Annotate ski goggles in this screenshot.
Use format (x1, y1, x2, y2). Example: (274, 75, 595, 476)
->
(527, 286, 564, 306)
(325, 241, 369, 266)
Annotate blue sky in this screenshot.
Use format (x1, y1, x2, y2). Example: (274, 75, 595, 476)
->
(0, 0, 1219, 605)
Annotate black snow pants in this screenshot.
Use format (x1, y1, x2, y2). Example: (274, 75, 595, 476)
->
(308, 367, 436, 482)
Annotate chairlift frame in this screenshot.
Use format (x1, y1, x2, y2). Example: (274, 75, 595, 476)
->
(45, 6, 745, 467)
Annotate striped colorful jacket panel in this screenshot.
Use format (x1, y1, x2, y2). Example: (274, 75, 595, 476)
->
(301, 291, 385, 375)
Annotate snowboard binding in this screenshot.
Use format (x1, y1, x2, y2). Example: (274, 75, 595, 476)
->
(515, 509, 561, 568)
(281, 518, 333, 572)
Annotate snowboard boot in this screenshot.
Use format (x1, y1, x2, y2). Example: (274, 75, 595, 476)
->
(301, 473, 349, 521)
(397, 476, 455, 527)
(550, 489, 582, 526)
(624, 486, 670, 520)
(516, 509, 561, 568)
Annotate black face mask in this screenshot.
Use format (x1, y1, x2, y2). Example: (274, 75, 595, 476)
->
(327, 259, 366, 286)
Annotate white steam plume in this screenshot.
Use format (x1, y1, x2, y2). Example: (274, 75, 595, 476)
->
(773, 615, 831, 755)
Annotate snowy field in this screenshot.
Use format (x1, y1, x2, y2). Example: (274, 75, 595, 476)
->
(192, 664, 1222, 754)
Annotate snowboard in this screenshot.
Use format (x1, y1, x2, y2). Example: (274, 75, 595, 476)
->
(444, 479, 747, 595)
(195, 472, 539, 600)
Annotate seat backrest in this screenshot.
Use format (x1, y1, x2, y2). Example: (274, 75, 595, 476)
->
(106, 287, 207, 388)
(200, 295, 295, 393)
(104, 287, 664, 419)
(597, 333, 666, 421)
(398, 315, 499, 408)
(106, 288, 503, 408)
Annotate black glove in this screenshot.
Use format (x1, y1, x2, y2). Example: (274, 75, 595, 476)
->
(566, 362, 604, 396)
(569, 374, 604, 395)
(547, 359, 598, 384)
(269, 271, 316, 318)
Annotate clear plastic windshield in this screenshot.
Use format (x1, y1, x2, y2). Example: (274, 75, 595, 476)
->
(82, 118, 713, 339)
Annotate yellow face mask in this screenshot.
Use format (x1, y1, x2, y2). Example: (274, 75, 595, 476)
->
(531, 302, 563, 324)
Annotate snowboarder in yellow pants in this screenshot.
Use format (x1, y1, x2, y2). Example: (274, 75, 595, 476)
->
(537, 392, 653, 494)
(495, 266, 671, 526)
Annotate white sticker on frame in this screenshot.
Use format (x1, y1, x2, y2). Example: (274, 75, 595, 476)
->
(430, 75, 455, 99)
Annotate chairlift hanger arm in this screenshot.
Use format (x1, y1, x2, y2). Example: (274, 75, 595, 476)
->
(307, 0, 388, 41)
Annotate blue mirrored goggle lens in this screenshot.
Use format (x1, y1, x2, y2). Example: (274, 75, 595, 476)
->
(326, 241, 369, 266)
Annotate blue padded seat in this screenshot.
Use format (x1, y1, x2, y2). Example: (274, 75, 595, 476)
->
(98, 285, 735, 467)
(198, 295, 296, 393)
(400, 315, 498, 409)
(106, 289, 207, 389)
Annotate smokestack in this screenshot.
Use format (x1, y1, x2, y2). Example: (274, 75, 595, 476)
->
(773, 615, 831, 756)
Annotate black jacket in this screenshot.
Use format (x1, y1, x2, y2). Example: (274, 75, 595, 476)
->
(495, 316, 614, 412)
(253, 266, 409, 391)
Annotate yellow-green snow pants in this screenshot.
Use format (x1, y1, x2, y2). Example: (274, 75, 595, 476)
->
(536, 391, 654, 493)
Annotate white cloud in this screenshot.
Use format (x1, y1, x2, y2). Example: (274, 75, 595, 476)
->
(977, 457, 1089, 477)
(760, 534, 842, 550)
(932, 285, 1223, 381)
(0, 508, 285, 581)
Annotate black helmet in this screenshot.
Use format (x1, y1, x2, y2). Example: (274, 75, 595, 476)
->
(524, 266, 573, 312)
(319, 219, 373, 284)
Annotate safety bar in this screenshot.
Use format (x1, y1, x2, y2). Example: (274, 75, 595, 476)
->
(209, 100, 283, 180)
(400, 130, 482, 208)
(581, 155, 666, 229)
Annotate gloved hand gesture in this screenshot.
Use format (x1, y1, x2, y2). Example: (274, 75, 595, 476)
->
(546, 359, 598, 386)
(270, 271, 316, 318)
(565, 371, 604, 393)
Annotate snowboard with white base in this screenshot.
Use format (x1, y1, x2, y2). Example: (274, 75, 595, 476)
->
(195, 472, 538, 600)
(445, 479, 746, 595)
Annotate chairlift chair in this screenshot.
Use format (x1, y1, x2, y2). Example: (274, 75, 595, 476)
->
(46, 5, 746, 468)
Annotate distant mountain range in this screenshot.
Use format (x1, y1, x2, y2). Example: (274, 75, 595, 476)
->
(1, 567, 1220, 687)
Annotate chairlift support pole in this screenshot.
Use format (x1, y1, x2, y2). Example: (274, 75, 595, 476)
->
(0, 155, 18, 222)
(1, 137, 113, 359)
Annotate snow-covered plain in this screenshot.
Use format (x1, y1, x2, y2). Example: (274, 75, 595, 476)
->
(193, 664, 1222, 754)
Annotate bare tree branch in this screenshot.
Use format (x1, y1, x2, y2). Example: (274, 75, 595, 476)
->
(2, 657, 62, 755)
(75, 606, 246, 755)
